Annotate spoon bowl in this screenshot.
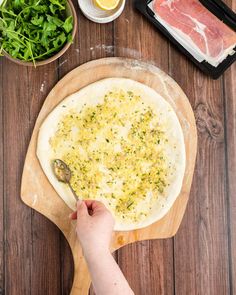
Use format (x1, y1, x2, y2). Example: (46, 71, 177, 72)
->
(52, 159, 78, 201)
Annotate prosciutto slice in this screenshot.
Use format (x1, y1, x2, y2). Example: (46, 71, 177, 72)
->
(151, 0, 236, 66)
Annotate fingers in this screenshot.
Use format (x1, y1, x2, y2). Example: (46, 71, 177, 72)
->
(69, 211, 77, 220)
(69, 200, 109, 219)
(84, 200, 94, 209)
(70, 200, 89, 220)
(77, 200, 89, 217)
(87, 200, 109, 216)
(91, 200, 107, 212)
(84, 200, 105, 209)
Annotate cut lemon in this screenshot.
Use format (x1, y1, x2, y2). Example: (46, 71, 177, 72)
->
(94, 0, 120, 11)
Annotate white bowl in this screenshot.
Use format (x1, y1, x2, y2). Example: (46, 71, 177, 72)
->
(78, 0, 126, 24)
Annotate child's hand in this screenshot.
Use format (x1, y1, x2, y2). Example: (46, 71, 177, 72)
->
(70, 200, 115, 256)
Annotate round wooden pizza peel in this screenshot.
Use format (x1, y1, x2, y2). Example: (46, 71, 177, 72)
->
(21, 57, 197, 295)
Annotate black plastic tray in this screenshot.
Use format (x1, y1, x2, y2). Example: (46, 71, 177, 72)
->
(134, 0, 236, 79)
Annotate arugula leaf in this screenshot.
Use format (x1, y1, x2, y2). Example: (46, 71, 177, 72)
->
(53, 32, 66, 48)
(49, 0, 65, 10)
(43, 21, 57, 32)
(31, 15, 44, 26)
(23, 45, 31, 59)
(49, 3, 57, 15)
(47, 15, 63, 27)
(63, 16, 73, 33)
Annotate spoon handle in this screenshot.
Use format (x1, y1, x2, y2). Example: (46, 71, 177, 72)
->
(68, 182, 79, 201)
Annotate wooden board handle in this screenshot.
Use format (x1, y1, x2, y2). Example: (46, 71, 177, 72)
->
(70, 242, 91, 295)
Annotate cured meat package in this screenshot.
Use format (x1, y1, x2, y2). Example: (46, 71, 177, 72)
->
(135, 0, 236, 78)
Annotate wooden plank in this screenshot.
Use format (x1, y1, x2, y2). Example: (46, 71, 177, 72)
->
(0, 60, 4, 295)
(114, 2, 174, 294)
(58, 3, 114, 79)
(60, 237, 74, 295)
(2, 57, 61, 294)
(114, 1, 169, 70)
(224, 62, 236, 295)
(2, 59, 32, 295)
(27, 64, 62, 295)
(118, 240, 174, 294)
(222, 0, 235, 290)
(169, 46, 230, 293)
(57, 4, 114, 294)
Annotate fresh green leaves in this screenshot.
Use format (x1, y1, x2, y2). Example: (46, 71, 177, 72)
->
(0, 0, 74, 65)
(49, 0, 65, 10)
(31, 15, 44, 26)
(63, 15, 72, 33)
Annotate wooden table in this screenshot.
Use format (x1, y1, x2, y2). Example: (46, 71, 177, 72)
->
(0, 1, 235, 294)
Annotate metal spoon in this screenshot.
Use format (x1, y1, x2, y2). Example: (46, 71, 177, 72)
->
(52, 159, 78, 201)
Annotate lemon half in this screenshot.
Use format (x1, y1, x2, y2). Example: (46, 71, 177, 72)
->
(95, 0, 120, 11)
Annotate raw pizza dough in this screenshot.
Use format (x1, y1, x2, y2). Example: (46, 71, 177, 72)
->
(37, 78, 186, 231)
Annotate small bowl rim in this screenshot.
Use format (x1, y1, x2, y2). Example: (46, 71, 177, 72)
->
(2, 0, 77, 67)
(78, 0, 126, 24)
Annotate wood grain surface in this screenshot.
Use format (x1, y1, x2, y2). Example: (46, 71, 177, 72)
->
(0, 1, 235, 295)
(0, 55, 3, 295)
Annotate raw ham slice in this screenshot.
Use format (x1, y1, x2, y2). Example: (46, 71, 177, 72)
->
(150, 0, 236, 67)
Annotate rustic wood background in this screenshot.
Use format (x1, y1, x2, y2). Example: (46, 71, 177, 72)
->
(0, 0, 235, 294)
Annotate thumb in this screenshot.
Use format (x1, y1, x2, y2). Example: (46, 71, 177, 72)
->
(77, 200, 88, 218)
